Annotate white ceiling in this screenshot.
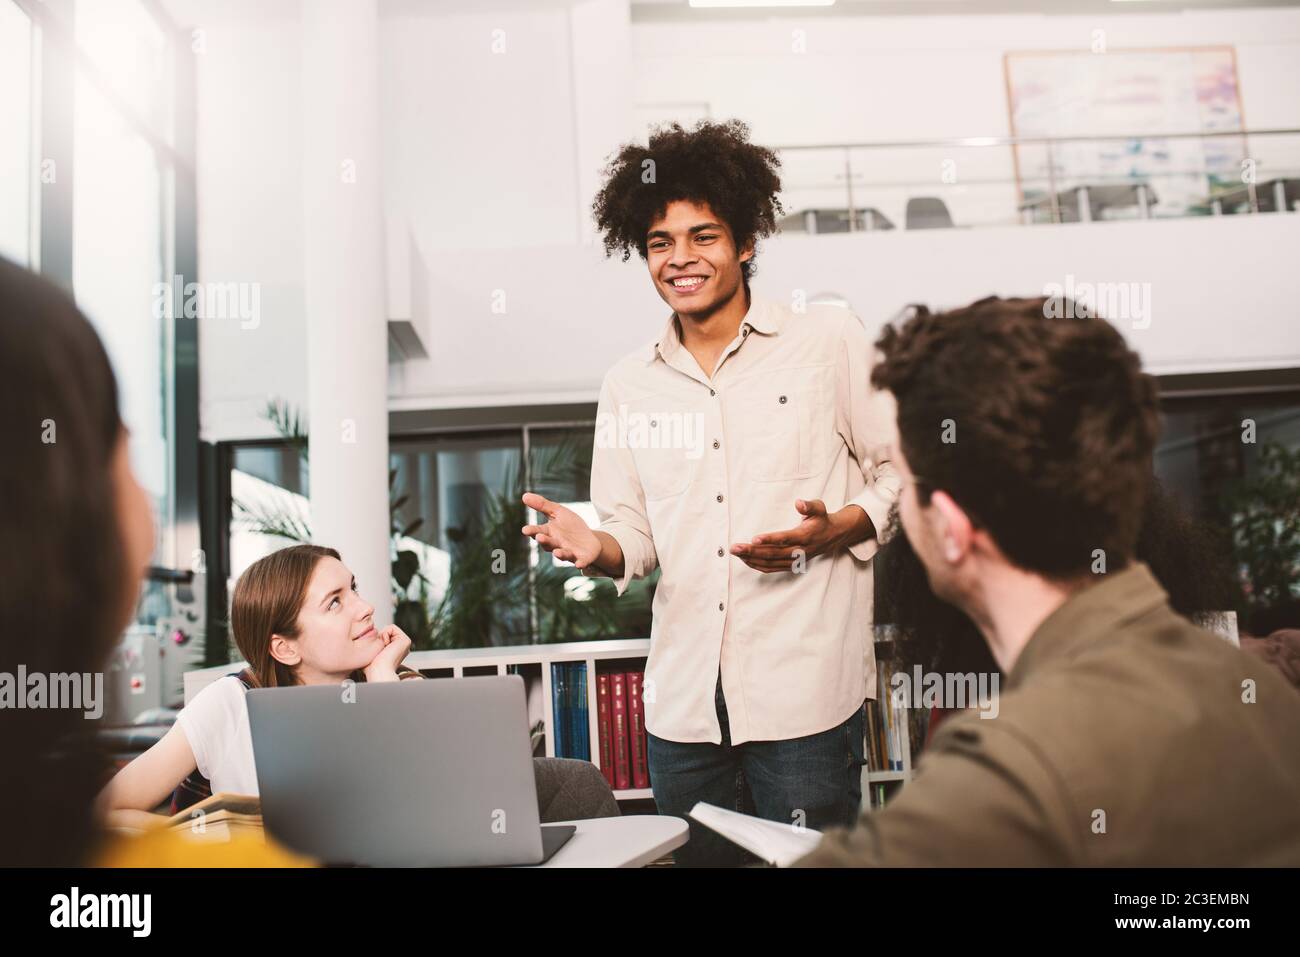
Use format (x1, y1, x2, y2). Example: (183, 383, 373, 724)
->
(154, 0, 1300, 32)
(155, 0, 1300, 31)
(631, 0, 1300, 20)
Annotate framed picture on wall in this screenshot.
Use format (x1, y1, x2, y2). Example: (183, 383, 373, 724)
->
(1003, 46, 1249, 217)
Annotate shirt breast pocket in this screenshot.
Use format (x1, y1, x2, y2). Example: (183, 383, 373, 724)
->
(623, 394, 703, 501)
(730, 371, 826, 483)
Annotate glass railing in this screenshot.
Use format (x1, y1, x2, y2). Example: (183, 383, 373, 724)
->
(773, 129, 1300, 232)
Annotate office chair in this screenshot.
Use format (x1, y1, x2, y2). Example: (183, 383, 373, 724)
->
(905, 197, 954, 229)
(533, 757, 622, 822)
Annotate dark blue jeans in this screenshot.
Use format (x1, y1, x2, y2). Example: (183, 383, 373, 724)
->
(647, 672, 865, 866)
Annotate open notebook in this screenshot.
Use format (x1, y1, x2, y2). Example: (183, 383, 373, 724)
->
(688, 802, 824, 867)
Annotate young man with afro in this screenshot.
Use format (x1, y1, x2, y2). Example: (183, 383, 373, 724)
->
(521, 119, 899, 865)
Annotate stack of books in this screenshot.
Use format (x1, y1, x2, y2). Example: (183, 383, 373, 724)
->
(550, 664, 650, 791)
(864, 659, 930, 775)
(596, 670, 649, 791)
(550, 662, 591, 761)
(166, 793, 263, 844)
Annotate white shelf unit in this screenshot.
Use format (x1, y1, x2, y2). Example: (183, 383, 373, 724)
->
(405, 638, 654, 803)
(863, 703, 915, 786)
(183, 636, 917, 808)
(410, 638, 918, 805)
(863, 635, 916, 801)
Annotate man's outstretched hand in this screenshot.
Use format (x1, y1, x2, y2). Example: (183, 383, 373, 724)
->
(731, 499, 874, 574)
(521, 492, 603, 571)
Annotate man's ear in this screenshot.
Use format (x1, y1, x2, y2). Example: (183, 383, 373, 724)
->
(738, 237, 755, 264)
(268, 633, 300, 668)
(928, 490, 974, 565)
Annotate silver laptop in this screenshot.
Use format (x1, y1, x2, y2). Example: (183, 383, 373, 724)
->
(246, 675, 575, 866)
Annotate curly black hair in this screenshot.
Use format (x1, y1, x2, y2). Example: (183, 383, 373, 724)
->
(591, 119, 784, 283)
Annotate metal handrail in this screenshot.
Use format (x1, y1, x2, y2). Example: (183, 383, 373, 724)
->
(773, 128, 1300, 153)
(774, 128, 1300, 227)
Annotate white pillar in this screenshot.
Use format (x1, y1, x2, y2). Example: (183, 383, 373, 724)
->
(301, 0, 391, 624)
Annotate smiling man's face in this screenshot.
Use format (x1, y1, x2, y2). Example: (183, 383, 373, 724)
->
(645, 199, 752, 320)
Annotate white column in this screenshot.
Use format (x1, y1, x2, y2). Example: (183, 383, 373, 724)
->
(568, 0, 633, 244)
(301, 0, 391, 624)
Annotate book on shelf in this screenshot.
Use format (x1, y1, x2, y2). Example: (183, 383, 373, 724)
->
(550, 663, 566, 758)
(864, 659, 931, 776)
(610, 673, 631, 789)
(627, 672, 649, 789)
(596, 674, 614, 787)
(869, 782, 888, 810)
(572, 662, 589, 761)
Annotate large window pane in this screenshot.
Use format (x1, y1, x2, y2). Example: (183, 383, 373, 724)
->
(229, 442, 311, 584)
(225, 424, 658, 651)
(74, 0, 169, 141)
(390, 433, 527, 648)
(73, 73, 170, 569)
(1156, 393, 1300, 633)
(527, 426, 655, 642)
(0, 1, 33, 265)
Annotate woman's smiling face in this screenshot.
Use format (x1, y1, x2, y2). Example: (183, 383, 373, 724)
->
(272, 556, 382, 682)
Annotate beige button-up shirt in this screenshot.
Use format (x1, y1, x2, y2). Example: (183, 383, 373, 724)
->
(591, 294, 899, 744)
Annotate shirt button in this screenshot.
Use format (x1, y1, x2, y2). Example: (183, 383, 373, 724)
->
(716, 494, 724, 503)
(712, 439, 720, 450)
(778, 395, 787, 404)
(742, 327, 749, 336)
(718, 602, 725, 612)
(709, 389, 716, 397)
(717, 547, 724, 557)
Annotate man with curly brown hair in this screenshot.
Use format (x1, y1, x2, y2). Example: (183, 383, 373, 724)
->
(521, 120, 899, 865)
(794, 296, 1300, 866)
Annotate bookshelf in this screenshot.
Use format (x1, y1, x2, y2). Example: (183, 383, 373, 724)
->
(405, 639, 655, 802)
(183, 635, 918, 809)
(406, 637, 919, 807)
(863, 630, 919, 809)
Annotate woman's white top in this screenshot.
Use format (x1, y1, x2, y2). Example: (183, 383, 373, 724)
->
(175, 675, 260, 796)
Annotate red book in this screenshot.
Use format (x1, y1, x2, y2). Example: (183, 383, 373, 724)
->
(627, 672, 649, 789)
(596, 674, 614, 787)
(610, 673, 631, 791)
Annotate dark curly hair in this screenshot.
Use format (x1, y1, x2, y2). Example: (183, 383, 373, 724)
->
(872, 295, 1161, 580)
(591, 118, 784, 284)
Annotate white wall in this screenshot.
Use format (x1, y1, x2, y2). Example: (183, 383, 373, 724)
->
(197, 0, 633, 440)
(633, 9, 1300, 227)
(195, 2, 1300, 440)
(759, 214, 1300, 376)
(632, 9, 1300, 142)
(389, 213, 1300, 410)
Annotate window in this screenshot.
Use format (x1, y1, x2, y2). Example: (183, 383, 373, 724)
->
(220, 418, 658, 653)
(1155, 378, 1300, 633)
(73, 73, 170, 560)
(7, 0, 200, 710)
(0, 1, 33, 264)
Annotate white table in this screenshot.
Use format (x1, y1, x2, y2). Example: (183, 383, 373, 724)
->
(523, 815, 688, 868)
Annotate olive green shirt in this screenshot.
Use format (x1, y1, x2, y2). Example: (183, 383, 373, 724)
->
(795, 562, 1300, 866)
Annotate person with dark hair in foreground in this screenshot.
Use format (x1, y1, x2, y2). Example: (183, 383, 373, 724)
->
(0, 256, 308, 866)
(795, 296, 1300, 866)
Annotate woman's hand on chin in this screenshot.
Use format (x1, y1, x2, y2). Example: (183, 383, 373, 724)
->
(361, 624, 413, 682)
